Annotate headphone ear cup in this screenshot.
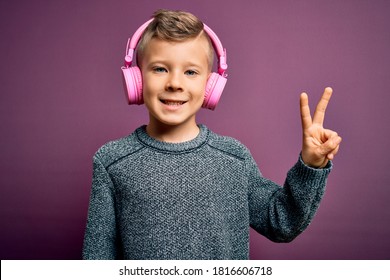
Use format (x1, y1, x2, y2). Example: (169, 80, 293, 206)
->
(121, 66, 143, 105)
(203, 72, 227, 110)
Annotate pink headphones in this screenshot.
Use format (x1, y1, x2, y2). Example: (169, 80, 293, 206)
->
(121, 19, 228, 110)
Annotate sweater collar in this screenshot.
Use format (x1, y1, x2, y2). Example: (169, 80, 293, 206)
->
(135, 124, 209, 153)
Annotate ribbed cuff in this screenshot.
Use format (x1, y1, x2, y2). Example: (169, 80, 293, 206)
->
(288, 155, 333, 186)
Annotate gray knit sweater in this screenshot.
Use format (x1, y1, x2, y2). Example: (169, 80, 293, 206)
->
(83, 124, 332, 260)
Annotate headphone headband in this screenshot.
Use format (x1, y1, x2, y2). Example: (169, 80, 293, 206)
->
(123, 19, 227, 76)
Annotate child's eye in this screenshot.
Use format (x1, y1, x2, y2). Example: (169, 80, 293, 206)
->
(185, 70, 198, 76)
(153, 67, 167, 73)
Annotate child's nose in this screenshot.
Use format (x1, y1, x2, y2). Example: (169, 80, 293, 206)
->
(166, 72, 183, 92)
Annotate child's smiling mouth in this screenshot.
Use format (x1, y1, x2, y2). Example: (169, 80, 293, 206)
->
(159, 99, 187, 106)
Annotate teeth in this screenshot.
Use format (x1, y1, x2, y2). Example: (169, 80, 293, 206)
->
(162, 100, 185, 106)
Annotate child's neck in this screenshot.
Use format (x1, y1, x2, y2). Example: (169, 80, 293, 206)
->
(146, 121, 200, 143)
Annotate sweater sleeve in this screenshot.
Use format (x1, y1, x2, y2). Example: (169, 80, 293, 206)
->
(82, 155, 119, 259)
(248, 154, 332, 242)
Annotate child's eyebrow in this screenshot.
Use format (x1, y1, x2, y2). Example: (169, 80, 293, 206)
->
(146, 59, 168, 65)
(147, 59, 206, 69)
(184, 62, 204, 69)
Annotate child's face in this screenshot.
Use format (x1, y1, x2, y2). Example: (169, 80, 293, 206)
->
(140, 35, 211, 129)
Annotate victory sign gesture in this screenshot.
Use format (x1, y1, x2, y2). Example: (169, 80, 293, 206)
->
(300, 87, 342, 168)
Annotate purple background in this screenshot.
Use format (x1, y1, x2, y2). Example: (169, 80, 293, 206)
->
(1, 0, 389, 260)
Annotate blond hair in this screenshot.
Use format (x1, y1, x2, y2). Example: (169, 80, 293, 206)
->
(136, 9, 214, 70)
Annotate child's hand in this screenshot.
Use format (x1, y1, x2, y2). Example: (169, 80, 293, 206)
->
(300, 87, 342, 168)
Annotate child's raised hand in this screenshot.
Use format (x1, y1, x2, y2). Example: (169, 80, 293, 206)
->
(299, 87, 342, 168)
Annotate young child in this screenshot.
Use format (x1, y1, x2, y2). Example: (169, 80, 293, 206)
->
(83, 9, 341, 260)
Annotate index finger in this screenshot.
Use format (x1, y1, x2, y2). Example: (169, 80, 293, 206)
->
(313, 87, 333, 125)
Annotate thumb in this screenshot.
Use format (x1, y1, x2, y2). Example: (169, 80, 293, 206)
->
(320, 132, 342, 155)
